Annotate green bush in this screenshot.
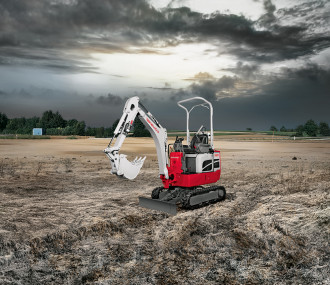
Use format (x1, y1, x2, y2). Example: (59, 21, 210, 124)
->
(304, 119, 318, 137)
(319, 122, 330, 136)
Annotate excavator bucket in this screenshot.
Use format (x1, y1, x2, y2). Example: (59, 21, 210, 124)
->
(114, 154, 146, 180)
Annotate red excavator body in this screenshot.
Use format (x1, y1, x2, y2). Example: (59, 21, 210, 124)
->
(160, 150, 221, 188)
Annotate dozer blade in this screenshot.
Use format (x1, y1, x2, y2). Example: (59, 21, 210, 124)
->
(116, 154, 146, 180)
(139, 197, 178, 215)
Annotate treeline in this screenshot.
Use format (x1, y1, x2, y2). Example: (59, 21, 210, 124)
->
(270, 119, 330, 137)
(0, 111, 151, 137)
(0, 110, 88, 136)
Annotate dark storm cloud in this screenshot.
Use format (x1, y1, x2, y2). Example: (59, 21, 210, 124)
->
(0, 87, 129, 126)
(172, 63, 329, 129)
(0, 46, 99, 73)
(95, 93, 125, 105)
(258, 0, 277, 27)
(0, 0, 159, 49)
(215, 64, 330, 129)
(1, 0, 330, 71)
(144, 62, 330, 130)
(189, 76, 238, 101)
(222, 62, 260, 80)
(0, 0, 159, 71)
(1, 64, 329, 130)
(171, 74, 242, 102)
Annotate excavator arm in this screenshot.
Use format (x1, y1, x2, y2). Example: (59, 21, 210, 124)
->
(104, 96, 169, 180)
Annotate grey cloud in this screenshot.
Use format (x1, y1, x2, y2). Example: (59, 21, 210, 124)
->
(222, 62, 260, 80)
(146, 87, 175, 91)
(184, 72, 215, 81)
(277, 1, 327, 21)
(108, 74, 126, 78)
(1, 0, 330, 71)
(258, 0, 277, 27)
(174, 75, 238, 101)
(0, 0, 159, 48)
(220, 65, 330, 129)
(1, 64, 329, 130)
(145, 64, 329, 130)
(0, 87, 127, 126)
(95, 93, 125, 105)
(0, 0, 160, 71)
(0, 46, 99, 73)
(283, 63, 330, 82)
(173, 64, 330, 129)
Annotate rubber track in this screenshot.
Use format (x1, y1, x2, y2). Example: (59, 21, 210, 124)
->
(180, 185, 226, 209)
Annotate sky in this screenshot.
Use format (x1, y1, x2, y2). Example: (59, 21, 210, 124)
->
(0, 0, 329, 130)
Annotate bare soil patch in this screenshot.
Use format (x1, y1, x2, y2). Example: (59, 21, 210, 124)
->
(0, 137, 329, 284)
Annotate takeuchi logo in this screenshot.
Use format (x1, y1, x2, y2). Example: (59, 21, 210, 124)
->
(146, 117, 159, 133)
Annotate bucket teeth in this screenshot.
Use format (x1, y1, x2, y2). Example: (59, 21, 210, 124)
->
(117, 154, 146, 180)
(133, 157, 144, 164)
(104, 147, 146, 180)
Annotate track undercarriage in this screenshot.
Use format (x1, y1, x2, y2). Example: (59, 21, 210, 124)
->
(139, 185, 226, 215)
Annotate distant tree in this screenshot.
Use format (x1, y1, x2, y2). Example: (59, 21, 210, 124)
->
(270, 126, 278, 132)
(295, 125, 304, 137)
(40, 110, 54, 129)
(96, 127, 105, 138)
(20, 116, 40, 134)
(85, 127, 96, 136)
(246, 127, 252, 131)
(45, 128, 63, 135)
(67, 119, 78, 127)
(52, 111, 66, 128)
(304, 119, 318, 137)
(86, 121, 116, 138)
(26, 116, 40, 129)
(6, 118, 27, 134)
(132, 117, 151, 137)
(62, 126, 75, 135)
(74, 121, 86, 136)
(280, 126, 287, 132)
(104, 127, 114, 137)
(319, 122, 330, 136)
(40, 110, 66, 129)
(0, 112, 8, 131)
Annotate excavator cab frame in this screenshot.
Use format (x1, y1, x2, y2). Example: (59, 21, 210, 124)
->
(177, 96, 214, 149)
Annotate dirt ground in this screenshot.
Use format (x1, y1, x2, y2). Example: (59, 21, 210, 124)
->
(0, 136, 329, 284)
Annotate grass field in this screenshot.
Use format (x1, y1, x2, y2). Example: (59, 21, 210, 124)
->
(0, 134, 51, 139)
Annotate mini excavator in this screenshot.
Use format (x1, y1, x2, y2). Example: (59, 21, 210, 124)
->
(104, 96, 226, 215)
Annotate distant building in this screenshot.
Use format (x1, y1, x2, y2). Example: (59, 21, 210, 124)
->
(32, 128, 43, 136)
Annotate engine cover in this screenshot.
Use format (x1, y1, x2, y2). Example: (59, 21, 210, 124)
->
(160, 151, 221, 188)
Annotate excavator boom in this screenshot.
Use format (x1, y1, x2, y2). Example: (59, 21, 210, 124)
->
(104, 97, 168, 180)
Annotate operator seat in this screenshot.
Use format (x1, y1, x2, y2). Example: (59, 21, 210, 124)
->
(190, 134, 211, 153)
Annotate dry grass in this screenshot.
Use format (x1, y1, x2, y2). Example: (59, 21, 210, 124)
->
(62, 158, 73, 173)
(0, 139, 329, 284)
